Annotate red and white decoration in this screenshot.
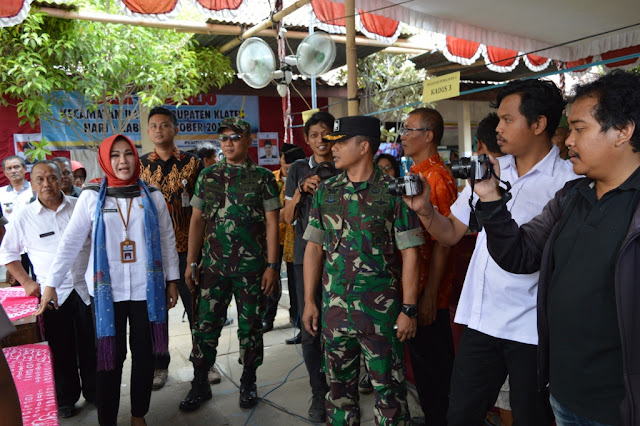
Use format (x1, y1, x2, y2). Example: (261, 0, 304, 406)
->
(442, 36, 552, 73)
(0, 0, 33, 27)
(4, 344, 58, 426)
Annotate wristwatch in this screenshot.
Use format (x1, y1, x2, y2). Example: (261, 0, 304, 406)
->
(267, 262, 281, 271)
(401, 304, 418, 319)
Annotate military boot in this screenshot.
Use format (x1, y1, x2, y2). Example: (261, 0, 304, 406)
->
(179, 365, 212, 412)
(239, 367, 259, 409)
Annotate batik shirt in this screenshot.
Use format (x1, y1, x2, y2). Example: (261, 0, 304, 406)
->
(140, 147, 202, 253)
(303, 166, 425, 334)
(190, 158, 281, 277)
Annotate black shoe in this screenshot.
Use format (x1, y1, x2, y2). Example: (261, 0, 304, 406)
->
(308, 393, 326, 423)
(58, 405, 76, 418)
(262, 321, 274, 333)
(285, 332, 302, 345)
(239, 384, 259, 409)
(179, 382, 212, 412)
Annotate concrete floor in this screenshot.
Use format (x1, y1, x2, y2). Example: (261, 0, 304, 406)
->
(60, 287, 423, 425)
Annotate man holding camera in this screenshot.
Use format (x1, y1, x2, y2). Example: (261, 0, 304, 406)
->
(282, 111, 336, 422)
(404, 79, 577, 425)
(303, 115, 424, 425)
(401, 107, 458, 425)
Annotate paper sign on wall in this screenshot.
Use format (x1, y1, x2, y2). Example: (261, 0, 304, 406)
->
(422, 72, 460, 103)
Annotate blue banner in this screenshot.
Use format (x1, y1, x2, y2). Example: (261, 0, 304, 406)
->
(41, 92, 260, 150)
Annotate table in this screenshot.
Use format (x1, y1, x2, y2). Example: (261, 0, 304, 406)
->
(0, 287, 41, 347)
(3, 344, 58, 425)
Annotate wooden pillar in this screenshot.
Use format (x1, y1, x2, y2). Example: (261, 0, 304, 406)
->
(345, 0, 358, 116)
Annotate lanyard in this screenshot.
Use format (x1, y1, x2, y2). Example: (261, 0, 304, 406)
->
(116, 198, 133, 240)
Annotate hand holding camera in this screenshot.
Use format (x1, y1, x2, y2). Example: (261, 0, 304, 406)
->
(400, 173, 434, 217)
(451, 154, 502, 202)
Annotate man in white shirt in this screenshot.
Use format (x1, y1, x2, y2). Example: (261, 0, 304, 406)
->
(1, 155, 35, 284)
(0, 160, 96, 419)
(404, 79, 578, 425)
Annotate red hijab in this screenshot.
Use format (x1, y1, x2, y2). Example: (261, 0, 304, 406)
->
(96, 134, 140, 187)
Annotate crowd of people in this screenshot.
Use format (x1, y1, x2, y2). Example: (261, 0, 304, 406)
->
(0, 69, 639, 426)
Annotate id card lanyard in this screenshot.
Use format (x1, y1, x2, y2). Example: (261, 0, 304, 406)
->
(117, 198, 136, 263)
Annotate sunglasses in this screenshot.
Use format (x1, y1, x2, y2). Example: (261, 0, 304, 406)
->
(219, 134, 243, 142)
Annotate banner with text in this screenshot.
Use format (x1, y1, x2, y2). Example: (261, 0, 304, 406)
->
(41, 92, 260, 150)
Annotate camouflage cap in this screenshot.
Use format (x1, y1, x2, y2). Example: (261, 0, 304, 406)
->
(218, 117, 251, 135)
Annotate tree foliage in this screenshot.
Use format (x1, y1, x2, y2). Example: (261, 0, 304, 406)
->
(338, 53, 429, 139)
(0, 2, 235, 148)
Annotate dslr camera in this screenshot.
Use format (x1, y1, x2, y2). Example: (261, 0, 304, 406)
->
(388, 174, 423, 197)
(451, 154, 493, 181)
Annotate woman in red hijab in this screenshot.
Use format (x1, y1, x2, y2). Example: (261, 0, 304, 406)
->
(43, 135, 180, 426)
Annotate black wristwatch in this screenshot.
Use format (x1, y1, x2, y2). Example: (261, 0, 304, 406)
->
(267, 262, 281, 271)
(401, 304, 418, 319)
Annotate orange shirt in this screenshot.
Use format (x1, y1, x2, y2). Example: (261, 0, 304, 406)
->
(410, 154, 458, 309)
(273, 169, 295, 263)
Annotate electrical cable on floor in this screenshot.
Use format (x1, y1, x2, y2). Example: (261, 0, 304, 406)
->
(215, 305, 313, 425)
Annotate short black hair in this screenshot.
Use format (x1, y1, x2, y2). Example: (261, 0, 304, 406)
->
(476, 113, 502, 155)
(375, 153, 401, 177)
(304, 111, 335, 136)
(2, 155, 26, 169)
(572, 70, 640, 152)
(263, 140, 273, 147)
(148, 106, 178, 126)
(196, 141, 217, 159)
(408, 107, 444, 143)
(32, 160, 62, 179)
(490, 79, 565, 138)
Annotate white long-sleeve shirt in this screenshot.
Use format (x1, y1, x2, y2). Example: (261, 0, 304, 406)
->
(450, 145, 579, 345)
(46, 188, 180, 302)
(0, 194, 90, 305)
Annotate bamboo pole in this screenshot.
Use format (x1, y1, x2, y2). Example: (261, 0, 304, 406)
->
(345, 0, 359, 116)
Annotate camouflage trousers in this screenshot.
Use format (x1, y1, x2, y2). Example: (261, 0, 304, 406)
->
(190, 272, 265, 369)
(323, 326, 409, 425)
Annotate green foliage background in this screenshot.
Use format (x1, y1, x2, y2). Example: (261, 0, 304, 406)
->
(0, 0, 235, 148)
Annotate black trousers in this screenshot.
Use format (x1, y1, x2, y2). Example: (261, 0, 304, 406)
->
(95, 301, 154, 426)
(294, 264, 328, 396)
(407, 309, 454, 426)
(154, 252, 193, 370)
(43, 290, 96, 408)
(447, 327, 551, 426)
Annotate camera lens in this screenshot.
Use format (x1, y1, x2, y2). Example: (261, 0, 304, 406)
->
(451, 157, 472, 179)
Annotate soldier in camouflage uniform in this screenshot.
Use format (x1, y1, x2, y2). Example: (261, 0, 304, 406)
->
(302, 116, 425, 425)
(180, 117, 281, 412)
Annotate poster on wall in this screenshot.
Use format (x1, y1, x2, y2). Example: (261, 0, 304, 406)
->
(257, 132, 279, 166)
(13, 133, 43, 172)
(41, 92, 260, 151)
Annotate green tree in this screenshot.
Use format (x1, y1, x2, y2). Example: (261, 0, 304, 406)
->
(0, 2, 234, 148)
(339, 53, 429, 140)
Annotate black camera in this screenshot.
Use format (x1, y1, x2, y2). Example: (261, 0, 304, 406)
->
(389, 174, 423, 196)
(451, 154, 492, 181)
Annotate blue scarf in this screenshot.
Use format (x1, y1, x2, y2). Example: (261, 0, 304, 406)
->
(93, 178, 168, 371)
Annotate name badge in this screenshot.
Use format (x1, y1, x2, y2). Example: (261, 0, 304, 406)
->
(39, 231, 55, 238)
(101, 208, 118, 213)
(120, 239, 136, 263)
(181, 192, 190, 207)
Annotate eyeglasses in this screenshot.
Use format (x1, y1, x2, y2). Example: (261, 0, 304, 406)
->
(400, 126, 430, 136)
(219, 134, 243, 142)
(379, 165, 394, 171)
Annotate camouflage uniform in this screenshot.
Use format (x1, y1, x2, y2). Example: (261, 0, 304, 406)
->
(303, 166, 425, 425)
(190, 157, 281, 369)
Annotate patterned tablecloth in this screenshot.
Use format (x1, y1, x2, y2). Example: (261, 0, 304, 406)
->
(3, 344, 58, 425)
(0, 287, 38, 322)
